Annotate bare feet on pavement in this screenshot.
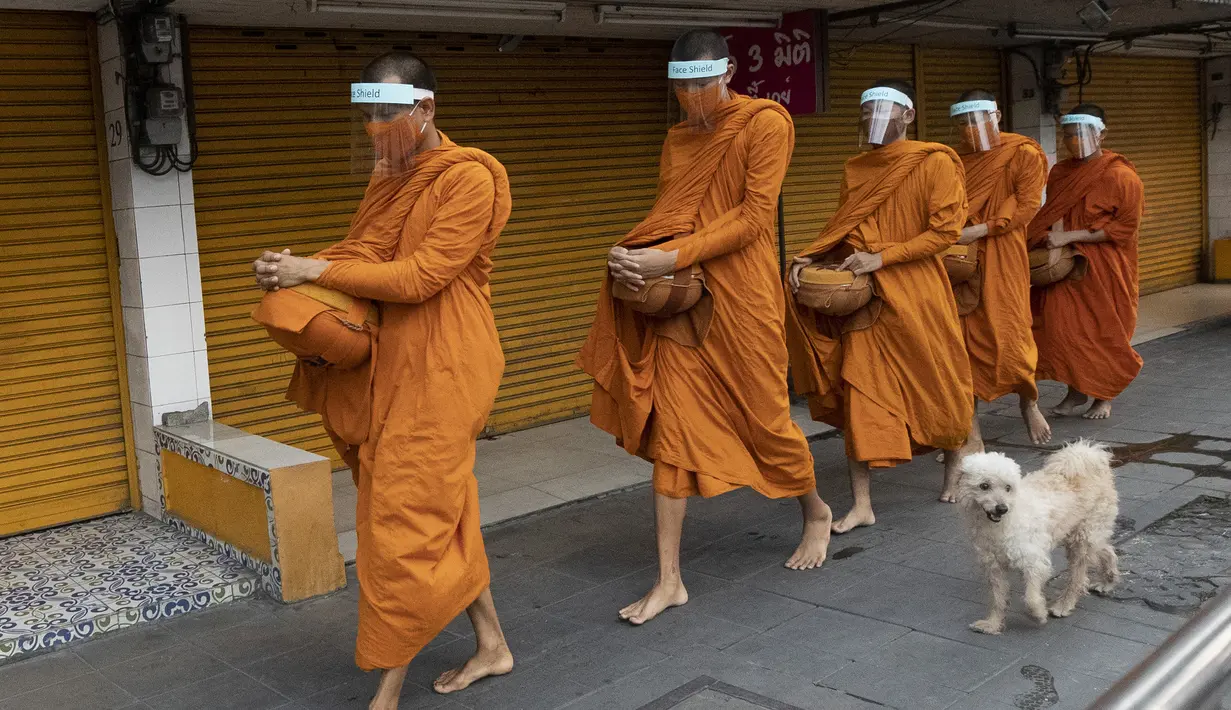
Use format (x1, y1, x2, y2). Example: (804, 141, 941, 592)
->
(619, 577, 688, 625)
(1050, 389, 1088, 417)
(1084, 399, 1112, 420)
(786, 502, 832, 570)
(433, 643, 514, 695)
(832, 505, 875, 534)
(1022, 399, 1052, 444)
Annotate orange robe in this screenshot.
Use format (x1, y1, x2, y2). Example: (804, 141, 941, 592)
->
(786, 140, 973, 467)
(957, 133, 1047, 402)
(577, 95, 816, 499)
(286, 143, 510, 473)
(1027, 151, 1145, 400)
(313, 134, 512, 670)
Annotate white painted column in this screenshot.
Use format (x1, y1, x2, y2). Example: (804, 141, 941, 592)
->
(1205, 57, 1231, 280)
(98, 16, 209, 517)
(1007, 48, 1058, 169)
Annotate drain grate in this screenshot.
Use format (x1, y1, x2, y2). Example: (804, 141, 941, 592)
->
(1014, 665, 1060, 710)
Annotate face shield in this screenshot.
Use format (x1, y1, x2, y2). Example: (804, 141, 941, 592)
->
(350, 82, 435, 177)
(859, 87, 913, 148)
(1061, 113, 1105, 160)
(668, 58, 731, 133)
(949, 99, 1001, 152)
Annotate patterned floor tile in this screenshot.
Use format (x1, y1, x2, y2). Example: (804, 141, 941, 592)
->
(0, 514, 260, 663)
(0, 566, 110, 640)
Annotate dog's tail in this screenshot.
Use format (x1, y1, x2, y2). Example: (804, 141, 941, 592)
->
(1041, 438, 1114, 480)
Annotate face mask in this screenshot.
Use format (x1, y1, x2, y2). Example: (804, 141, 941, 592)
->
(862, 116, 906, 145)
(675, 82, 726, 122)
(365, 110, 428, 172)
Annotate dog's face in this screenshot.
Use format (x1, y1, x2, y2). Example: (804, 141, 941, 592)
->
(958, 452, 1023, 523)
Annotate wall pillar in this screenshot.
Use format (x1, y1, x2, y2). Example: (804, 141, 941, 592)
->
(1007, 47, 1057, 169)
(1205, 57, 1231, 281)
(97, 14, 209, 518)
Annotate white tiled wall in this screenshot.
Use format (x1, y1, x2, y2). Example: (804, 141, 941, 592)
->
(99, 17, 208, 518)
(1207, 57, 1231, 279)
(1008, 48, 1058, 169)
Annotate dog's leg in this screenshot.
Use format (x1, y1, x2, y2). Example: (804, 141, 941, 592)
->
(1023, 560, 1052, 625)
(1050, 542, 1090, 618)
(1089, 544, 1119, 595)
(970, 560, 1009, 635)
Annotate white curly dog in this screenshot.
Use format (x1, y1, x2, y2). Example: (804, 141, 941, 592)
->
(957, 440, 1120, 635)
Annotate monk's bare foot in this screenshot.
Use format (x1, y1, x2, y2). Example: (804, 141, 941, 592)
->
(619, 577, 688, 625)
(1084, 399, 1112, 420)
(370, 666, 408, 709)
(1022, 400, 1052, 444)
(832, 506, 875, 534)
(940, 449, 959, 503)
(1050, 389, 1088, 417)
(939, 440, 979, 504)
(786, 505, 832, 570)
(433, 643, 514, 695)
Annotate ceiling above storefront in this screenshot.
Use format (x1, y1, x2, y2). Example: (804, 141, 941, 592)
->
(4, 0, 1231, 53)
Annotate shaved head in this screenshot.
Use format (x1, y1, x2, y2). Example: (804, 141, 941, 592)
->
(1070, 103, 1106, 121)
(362, 51, 437, 92)
(871, 78, 916, 105)
(671, 29, 730, 62)
(958, 88, 996, 103)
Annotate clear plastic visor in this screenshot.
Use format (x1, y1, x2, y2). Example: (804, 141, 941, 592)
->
(951, 110, 1001, 152)
(1062, 122, 1102, 160)
(860, 99, 908, 147)
(350, 82, 433, 177)
(669, 58, 730, 133)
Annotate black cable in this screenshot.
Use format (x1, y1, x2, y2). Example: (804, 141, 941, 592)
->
(869, 0, 962, 46)
(1008, 48, 1042, 87)
(777, 192, 786, 279)
(833, 0, 955, 63)
(170, 13, 197, 173)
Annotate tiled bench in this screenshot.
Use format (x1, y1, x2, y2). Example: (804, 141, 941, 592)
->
(154, 421, 346, 603)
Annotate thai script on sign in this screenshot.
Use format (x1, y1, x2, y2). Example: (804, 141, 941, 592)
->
(722, 10, 821, 116)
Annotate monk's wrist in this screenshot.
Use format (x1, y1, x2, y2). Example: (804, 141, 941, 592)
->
(307, 259, 330, 282)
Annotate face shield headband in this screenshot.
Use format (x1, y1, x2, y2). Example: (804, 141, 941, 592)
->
(669, 58, 730, 131)
(949, 99, 1001, 151)
(350, 82, 436, 176)
(1060, 113, 1105, 160)
(860, 86, 913, 147)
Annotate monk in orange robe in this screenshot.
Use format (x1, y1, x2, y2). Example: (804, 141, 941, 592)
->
(252, 53, 513, 708)
(1028, 103, 1145, 420)
(949, 89, 1051, 455)
(787, 79, 973, 530)
(578, 30, 832, 626)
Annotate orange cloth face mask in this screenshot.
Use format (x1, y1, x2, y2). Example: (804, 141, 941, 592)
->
(675, 82, 727, 123)
(365, 110, 427, 174)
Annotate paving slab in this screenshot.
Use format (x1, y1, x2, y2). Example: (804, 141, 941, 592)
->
(10, 317, 1231, 710)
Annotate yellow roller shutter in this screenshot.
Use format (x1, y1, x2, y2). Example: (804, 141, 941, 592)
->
(0, 12, 135, 535)
(783, 43, 915, 255)
(189, 28, 669, 459)
(1057, 55, 1204, 294)
(917, 46, 1003, 148)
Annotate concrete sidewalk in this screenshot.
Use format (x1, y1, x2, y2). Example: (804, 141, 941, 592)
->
(331, 395, 832, 563)
(4, 314, 1231, 710)
(330, 284, 1231, 563)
